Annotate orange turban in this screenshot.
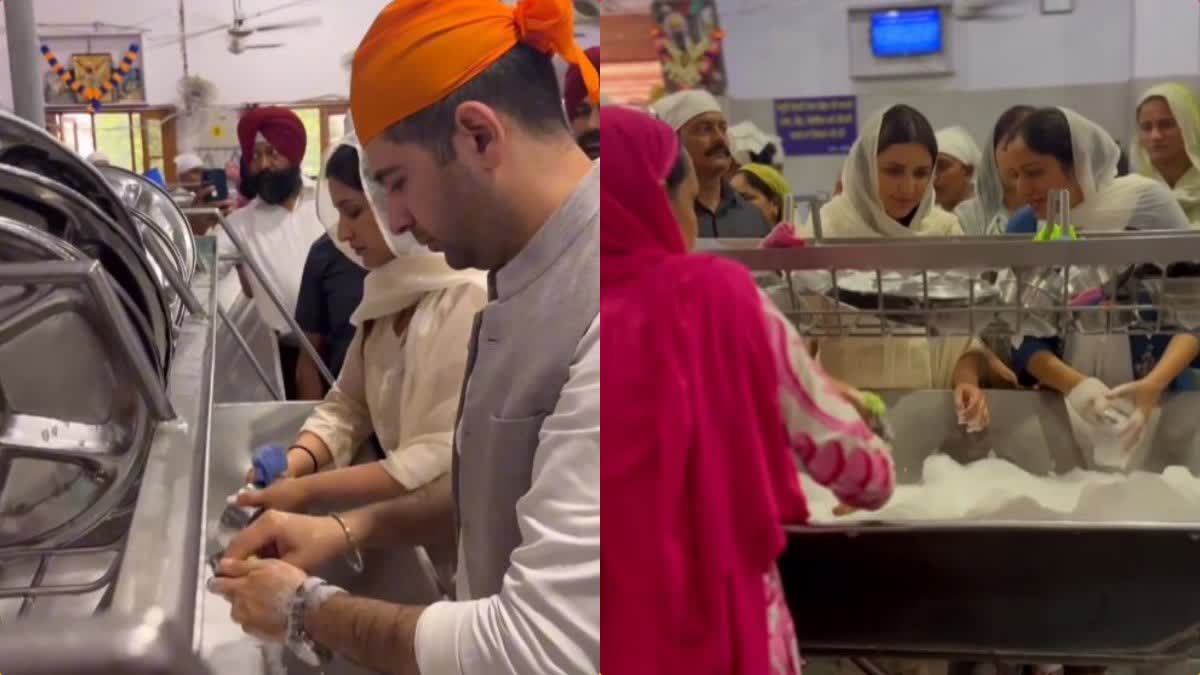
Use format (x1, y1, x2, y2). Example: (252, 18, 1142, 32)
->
(351, 0, 600, 145)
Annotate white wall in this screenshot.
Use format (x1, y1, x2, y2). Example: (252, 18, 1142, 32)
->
(0, 0, 602, 111)
(1132, 0, 1200, 80)
(0, 0, 390, 110)
(716, 0, 1200, 196)
(718, 0, 1141, 100)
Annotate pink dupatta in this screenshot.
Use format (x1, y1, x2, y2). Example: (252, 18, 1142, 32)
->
(601, 106, 807, 675)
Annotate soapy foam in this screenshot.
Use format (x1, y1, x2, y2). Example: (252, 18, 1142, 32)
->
(802, 455, 1200, 524)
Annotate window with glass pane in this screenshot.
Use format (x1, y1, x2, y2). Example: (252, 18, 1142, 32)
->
(131, 113, 144, 173)
(95, 113, 137, 170)
(289, 107, 322, 178)
(60, 113, 96, 157)
(145, 116, 165, 174)
(328, 113, 347, 143)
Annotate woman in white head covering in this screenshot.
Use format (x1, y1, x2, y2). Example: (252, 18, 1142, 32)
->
(802, 105, 1007, 428)
(236, 124, 487, 520)
(998, 106, 1189, 233)
(956, 105, 1036, 235)
(933, 126, 981, 213)
(1001, 107, 1197, 459)
(815, 104, 961, 238)
(1135, 83, 1200, 225)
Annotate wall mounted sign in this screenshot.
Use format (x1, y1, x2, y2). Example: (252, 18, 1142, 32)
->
(773, 96, 858, 156)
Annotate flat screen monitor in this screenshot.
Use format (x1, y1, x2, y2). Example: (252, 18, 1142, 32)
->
(870, 7, 943, 58)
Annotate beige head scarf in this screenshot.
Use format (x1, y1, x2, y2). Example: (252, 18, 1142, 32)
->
(1134, 83, 1200, 224)
(315, 117, 484, 325)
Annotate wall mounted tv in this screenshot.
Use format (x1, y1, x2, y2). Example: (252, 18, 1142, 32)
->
(870, 7, 943, 58)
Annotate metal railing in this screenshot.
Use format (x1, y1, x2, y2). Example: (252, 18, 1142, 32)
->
(702, 230, 1200, 340)
(184, 207, 335, 396)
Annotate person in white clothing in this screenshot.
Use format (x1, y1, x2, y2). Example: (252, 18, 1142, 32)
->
(933, 126, 981, 213)
(220, 106, 324, 399)
(999, 107, 1196, 456)
(209, 2, 600, 674)
(799, 104, 1011, 431)
(235, 132, 485, 524)
(955, 105, 1035, 235)
(1135, 83, 1200, 225)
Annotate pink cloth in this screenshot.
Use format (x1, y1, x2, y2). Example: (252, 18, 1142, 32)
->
(601, 106, 895, 675)
(762, 221, 808, 248)
(766, 566, 804, 675)
(601, 106, 808, 675)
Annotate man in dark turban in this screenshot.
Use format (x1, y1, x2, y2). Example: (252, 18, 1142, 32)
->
(564, 46, 600, 159)
(237, 106, 308, 206)
(219, 105, 323, 398)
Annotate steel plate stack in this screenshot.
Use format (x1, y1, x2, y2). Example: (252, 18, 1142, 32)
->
(0, 111, 194, 621)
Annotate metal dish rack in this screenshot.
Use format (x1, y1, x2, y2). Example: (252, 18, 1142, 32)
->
(702, 230, 1200, 341)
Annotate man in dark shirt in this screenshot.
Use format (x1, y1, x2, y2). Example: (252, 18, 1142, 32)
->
(651, 89, 770, 238)
(293, 233, 366, 399)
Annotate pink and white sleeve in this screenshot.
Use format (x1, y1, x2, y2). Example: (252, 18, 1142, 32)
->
(759, 293, 895, 510)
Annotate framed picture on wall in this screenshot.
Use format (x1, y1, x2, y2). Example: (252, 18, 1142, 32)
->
(71, 54, 116, 103)
(650, 0, 727, 96)
(40, 34, 147, 108)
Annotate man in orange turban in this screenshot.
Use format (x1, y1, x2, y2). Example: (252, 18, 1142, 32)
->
(212, 1, 601, 674)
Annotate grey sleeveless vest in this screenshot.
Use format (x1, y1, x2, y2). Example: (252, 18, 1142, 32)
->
(453, 166, 599, 598)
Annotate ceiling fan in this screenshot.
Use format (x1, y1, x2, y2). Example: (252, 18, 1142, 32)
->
(155, 0, 322, 53)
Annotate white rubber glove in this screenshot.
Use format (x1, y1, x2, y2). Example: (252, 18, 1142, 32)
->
(1106, 383, 1154, 453)
(954, 382, 989, 433)
(1066, 377, 1111, 426)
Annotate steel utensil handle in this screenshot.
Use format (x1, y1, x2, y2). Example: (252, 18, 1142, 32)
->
(185, 208, 336, 388)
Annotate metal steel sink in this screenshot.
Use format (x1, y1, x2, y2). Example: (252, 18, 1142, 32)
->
(199, 401, 444, 674)
(783, 389, 1200, 662)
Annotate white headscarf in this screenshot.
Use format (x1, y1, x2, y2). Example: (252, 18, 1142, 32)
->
(316, 118, 484, 325)
(813, 105, 961, 239)
(650, 89, 722, 131)
(1055, 107, 1189, 233)
(956, 111, 1020, 236)
(1135, 83, 1200, 224)
(729, 120, 783, 167)
(935, 126, 982, 169)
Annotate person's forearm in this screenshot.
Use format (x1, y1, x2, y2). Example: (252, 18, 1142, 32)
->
(1146, 334, 1200, 387)
(292, 431, 336, 469)
(297, 461, 408, 506)
(1028, 350, 1086, 394)
(952, 350, 986, 387)
(345, 473, 454, 553)
(307, 593, 423, 675)
(295, 352, 325, 401)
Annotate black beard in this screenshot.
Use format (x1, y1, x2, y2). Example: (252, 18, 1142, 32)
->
(577, 128, 600, 160)
(256, 166, 302, 205)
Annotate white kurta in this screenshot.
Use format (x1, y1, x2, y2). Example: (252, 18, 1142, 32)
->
(218, 192, 324, 334)
(300, 282, 487, 489)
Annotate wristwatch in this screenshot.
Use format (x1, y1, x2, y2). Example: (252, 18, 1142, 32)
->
(286, 576, 343, 666)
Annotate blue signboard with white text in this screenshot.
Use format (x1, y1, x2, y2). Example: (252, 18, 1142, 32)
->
(774, 96, 857, 156)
